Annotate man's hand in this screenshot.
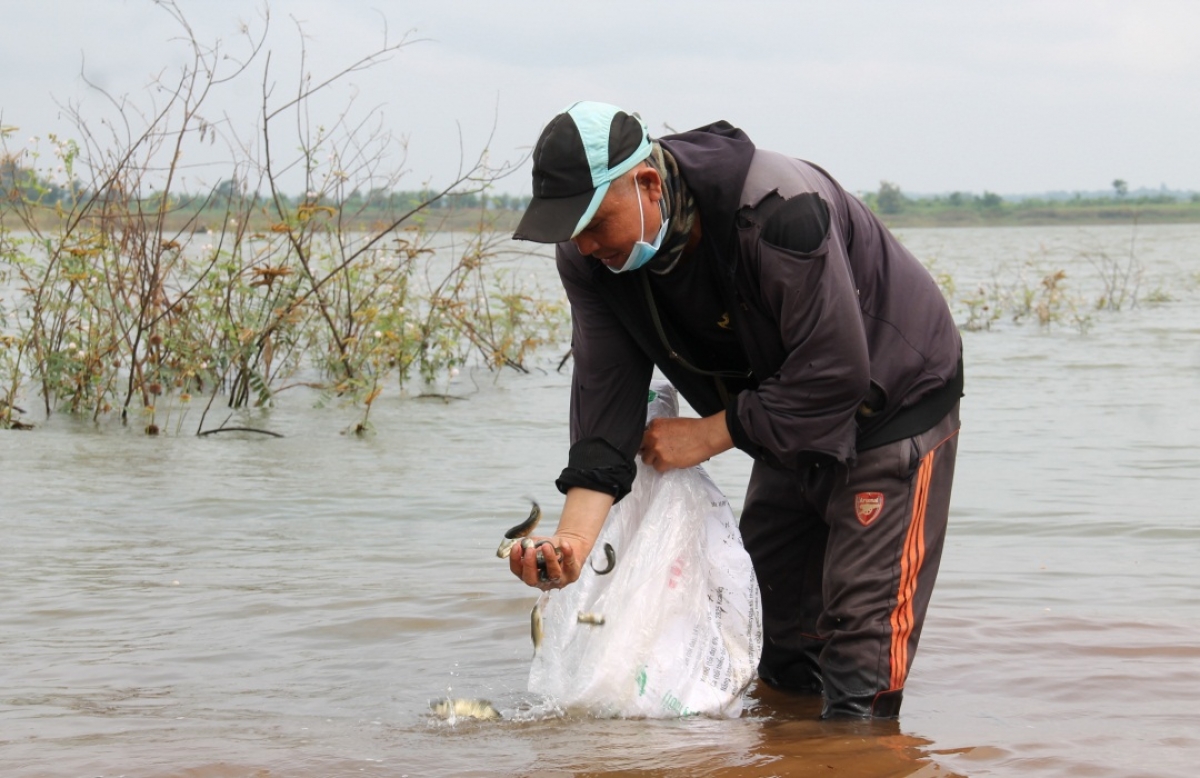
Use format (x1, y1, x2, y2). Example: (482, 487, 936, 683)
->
(509, 535, 583, 589)
(508, 487, 614, 591)
(639, 412, 734, 472)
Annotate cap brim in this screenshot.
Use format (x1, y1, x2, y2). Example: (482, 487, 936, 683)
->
(513, 189, 597, 243)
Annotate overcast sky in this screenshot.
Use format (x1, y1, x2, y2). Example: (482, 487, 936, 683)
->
(2, 0, 1197, 197)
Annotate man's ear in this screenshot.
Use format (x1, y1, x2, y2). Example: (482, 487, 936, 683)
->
(635, 166, 664, 203)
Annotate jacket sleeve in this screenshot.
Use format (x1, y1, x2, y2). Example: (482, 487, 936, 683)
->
(725, 201, 870, 470)
(554, 244, 654, 501)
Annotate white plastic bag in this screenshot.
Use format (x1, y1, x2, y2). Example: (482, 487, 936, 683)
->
(529, 383, 763, 718)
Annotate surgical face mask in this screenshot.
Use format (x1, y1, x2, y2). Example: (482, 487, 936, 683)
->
(608, 182, 668, 274)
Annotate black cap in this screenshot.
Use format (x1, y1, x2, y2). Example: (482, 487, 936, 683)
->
(513, 101, 652, 243)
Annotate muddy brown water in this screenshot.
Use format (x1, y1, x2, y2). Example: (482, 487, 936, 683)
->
(2, 224, 1198, 777)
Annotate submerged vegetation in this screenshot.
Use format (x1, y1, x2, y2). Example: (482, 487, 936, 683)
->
(918, 224, 1191, 335)
(0, 3, 565, 434)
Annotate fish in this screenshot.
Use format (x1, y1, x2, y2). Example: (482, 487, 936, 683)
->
(590, 542, 616, 575)
(577, 611, 605, 626)
(520, 537, 562, 581)
(496, 500, 541, 558)
(531, 594, 547, 655)
(430, 697, 501, 721)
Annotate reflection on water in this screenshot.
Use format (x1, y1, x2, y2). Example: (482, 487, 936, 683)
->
(1, 225, 1199, 777)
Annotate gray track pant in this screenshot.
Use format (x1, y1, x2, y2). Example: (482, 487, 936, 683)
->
(739, 404, 960, 718)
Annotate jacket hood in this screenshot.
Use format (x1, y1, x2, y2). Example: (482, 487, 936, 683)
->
(658, 122, 756, 254)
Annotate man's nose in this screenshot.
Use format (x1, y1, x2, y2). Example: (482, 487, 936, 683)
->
(572, 234, 598, 256)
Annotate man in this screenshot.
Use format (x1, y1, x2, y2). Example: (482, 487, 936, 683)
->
(509, 101, 962, 719)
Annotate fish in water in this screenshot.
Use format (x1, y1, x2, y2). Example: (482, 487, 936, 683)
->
(590, 542, 616, 575)
(496, 500, 541, 558)
(430, 697, 502, 721)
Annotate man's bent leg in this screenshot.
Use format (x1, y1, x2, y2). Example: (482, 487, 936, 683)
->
(739, 460, 828, 694)
(818, 405, 960, 719)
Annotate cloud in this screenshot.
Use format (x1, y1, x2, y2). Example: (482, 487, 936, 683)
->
(2, 0, 1197, 193)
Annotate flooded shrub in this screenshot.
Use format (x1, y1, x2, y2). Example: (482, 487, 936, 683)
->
(0, 3, 565, 433)
(916, 229, 1162, 336)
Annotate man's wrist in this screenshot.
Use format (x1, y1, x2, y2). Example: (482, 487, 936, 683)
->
(705, 411, 734, 459)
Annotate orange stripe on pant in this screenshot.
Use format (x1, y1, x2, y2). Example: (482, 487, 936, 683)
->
(888, 448, 935, 691)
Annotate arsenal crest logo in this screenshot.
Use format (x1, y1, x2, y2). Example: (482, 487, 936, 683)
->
(855, 492, 884, 526)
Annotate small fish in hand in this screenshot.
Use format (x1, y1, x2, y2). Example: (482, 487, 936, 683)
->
(521, 536, 562, 582)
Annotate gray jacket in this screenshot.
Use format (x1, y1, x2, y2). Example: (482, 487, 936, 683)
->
(554, 123, 961, 500)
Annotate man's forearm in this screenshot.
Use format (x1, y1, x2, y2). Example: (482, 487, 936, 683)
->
(553, 486, 615, 562)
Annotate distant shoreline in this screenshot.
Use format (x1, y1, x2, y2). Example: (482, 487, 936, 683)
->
(0, 206, 523, 236)
(4, 201, 1198, 235)
(873, 202, 1200, 229)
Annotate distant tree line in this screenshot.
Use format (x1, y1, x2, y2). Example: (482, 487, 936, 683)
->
(2, 158, 532, 214)
(8, 152, 1197, 228)
(335, 187, 533, 212)
(862, 180, 1200, 218)
(865, 183, 1023, 215)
